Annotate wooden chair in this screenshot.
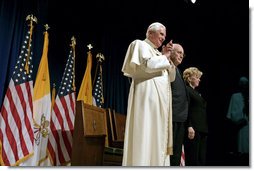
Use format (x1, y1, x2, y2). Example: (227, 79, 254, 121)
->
(105, 108, 126, 148)
(103, 108, 126, 165)
(105, 108, 116, 146)
(111, 109, 126, 142)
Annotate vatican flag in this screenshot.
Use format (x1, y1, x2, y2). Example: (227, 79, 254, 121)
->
(77, 50, 93, 104)
(31, 30, 51, 166)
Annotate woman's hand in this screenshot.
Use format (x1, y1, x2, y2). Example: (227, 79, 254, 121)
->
(188, 127, 195, 140)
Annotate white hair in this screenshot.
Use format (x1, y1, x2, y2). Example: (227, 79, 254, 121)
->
(146, 22, 166, 38)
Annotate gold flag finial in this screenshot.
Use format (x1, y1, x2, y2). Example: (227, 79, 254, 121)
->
(44, 24, 50, 31)
(71, 36, 76, 48)
(87, 44, 93, 50)
(96, 53, 105, 62)
(26, 14, 38, 26)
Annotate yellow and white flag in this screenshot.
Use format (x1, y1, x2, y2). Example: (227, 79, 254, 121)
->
(77, 50, 93, 104)
(31, 30, 51, 166)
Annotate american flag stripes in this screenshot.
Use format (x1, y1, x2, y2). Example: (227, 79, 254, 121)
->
(47, 37, 76, 165)
(180, 144, 185, 166)
(0, 16, 36, 166)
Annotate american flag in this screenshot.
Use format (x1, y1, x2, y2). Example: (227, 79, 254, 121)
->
(92, 53, 104, 108)
(47, 37, 76, 165)
(0, 28, 34, 166)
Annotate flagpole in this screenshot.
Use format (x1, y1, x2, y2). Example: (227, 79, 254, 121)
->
(25, 14, 37, 74)
(71, 36, 76, 92)
(51, 83, 56, 114)
(92, 53, 104, 86)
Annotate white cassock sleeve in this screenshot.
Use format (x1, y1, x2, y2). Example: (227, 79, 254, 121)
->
(122, 39, 173, 77)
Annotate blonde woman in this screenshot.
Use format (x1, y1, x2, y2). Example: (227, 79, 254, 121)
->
(183, 67, 208, 166)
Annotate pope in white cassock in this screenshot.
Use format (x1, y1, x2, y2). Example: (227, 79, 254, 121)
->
(121, 22, 176, 166)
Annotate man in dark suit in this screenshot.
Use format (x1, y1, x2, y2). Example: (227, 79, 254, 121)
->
(169, 43, 189, 166)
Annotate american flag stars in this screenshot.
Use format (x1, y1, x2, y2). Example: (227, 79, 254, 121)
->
(58, 50, 75, 96)
(13, 32, 33, 85)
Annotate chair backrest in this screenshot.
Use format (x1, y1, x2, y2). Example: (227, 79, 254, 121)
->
(112, 110, 126, 141)
(105, 108, 116, 143)
(105, 108, 126, 148)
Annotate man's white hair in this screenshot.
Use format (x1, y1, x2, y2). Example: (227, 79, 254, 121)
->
(146, 22, 166, 38)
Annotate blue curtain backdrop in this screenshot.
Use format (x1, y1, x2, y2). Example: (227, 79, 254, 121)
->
(0, 0, 48, 106)
(0, 0, 130, 114)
